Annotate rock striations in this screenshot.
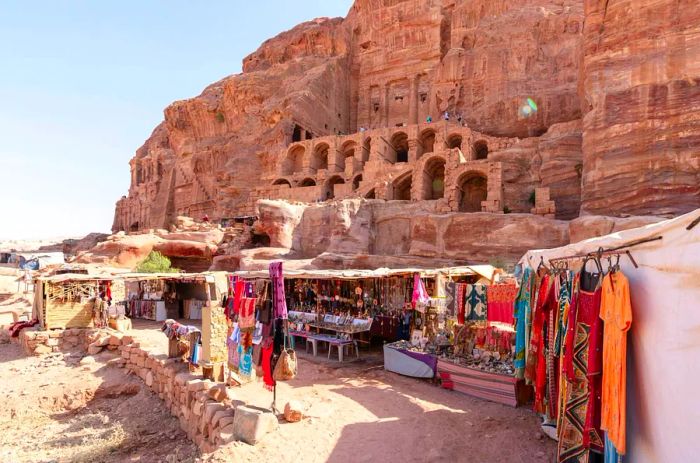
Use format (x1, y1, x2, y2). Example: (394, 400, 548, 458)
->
(112, 0, 699, 268)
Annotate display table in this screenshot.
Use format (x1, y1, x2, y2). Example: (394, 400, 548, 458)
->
(383, 343, 437, 379)
(437, 359, 518, 407)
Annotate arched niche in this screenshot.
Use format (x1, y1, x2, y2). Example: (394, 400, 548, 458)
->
(393, 173, 412, 200)
(390, 131, 409, 163)
(272, 178, 292, 188)
(300, 178, 316, 187)
(419, 129, 436, 157)
(283, 145, 305, 175)
(447, 134, 463, 150)
(324, 175, 345, 200)
(312, 143, 330, 171)
(352, 174, 363, 191)
(458, 172, 488, 212)
(421, 157, 446, 200)
(473, 140, 489, 160)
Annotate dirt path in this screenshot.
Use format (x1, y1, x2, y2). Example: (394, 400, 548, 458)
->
(0, 341, 199, 463)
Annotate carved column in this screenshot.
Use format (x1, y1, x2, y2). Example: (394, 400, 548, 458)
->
(408, 76, 418, 125)
(408, 139, 419, 163)
(382, 83, 390, 127)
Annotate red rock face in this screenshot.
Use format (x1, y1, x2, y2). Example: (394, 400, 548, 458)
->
(580, 0, 700, 216)
(114, 0, 699, 237)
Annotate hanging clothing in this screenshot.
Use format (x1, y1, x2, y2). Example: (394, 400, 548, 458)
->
(604, 433, 622, 463)
(238, 297, 257, 329)
(269, 261, 288, 319)
(558, 268, 605, 462)
(412, 273, 429, 309)
(456, 283, 467, 324)
(600, 272, 632, 455)
(526, 274, 552, 385)
(486, 283, 517, 324)
(464, 284, 487, 321)
(233, 279, 245, 316)
(238, 344, 253, 379)
(261, 339, 276, 391)
(513, 268, 534, 378)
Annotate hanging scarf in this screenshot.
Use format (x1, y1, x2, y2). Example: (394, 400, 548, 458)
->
(269, 261, 288, 319)
(411, 273, 430, 309)
(513, 267, 534, 379)
(239, 297, 257, 329)
(261, 339, 276, 391)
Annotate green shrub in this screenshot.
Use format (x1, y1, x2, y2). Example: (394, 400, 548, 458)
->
(136, 251, 179, 273)
(503, 206, 511, 214)
(215, 111, 225, 123)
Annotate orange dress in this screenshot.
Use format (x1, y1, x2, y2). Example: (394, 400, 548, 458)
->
(600, 272, 633, 455)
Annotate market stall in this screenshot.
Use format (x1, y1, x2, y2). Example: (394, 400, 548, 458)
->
(120, 272, 219, 322)
(33, 273, 125, 330)
(515, 208, 700, 463)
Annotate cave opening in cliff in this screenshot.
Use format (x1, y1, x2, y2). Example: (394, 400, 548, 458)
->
(284, 145, 306, 175)
(422, 157, 446, 200)
(300, 178, 316, 187)
(352, 174, 363, 190)
(312, 143, 330, 171)
(419, 129, 436, 157)
(325, 175, 345, 200)
(447, 134, 463, 150)
(365, 188, 376, 199)
(473, 140, 489, 160)
(292, 124, 303, 142)
(252, 232, 271, 247)
(393, 173, 412, 200)
(272, 178, 292, 188)
(391, 131, 409, 163)
(458, 173, 487, 212)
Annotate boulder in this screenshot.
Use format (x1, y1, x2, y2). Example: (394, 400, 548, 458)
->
(283, 401, 304, 423)
(87, 344, 103, 355)
(232, 405, 279, 445)
(79, 356, 96, 366)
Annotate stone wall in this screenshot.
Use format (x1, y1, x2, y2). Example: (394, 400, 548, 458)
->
(19, 326, 278, 452)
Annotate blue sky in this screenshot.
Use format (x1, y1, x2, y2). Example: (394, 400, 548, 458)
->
(0, 1, 351, 240)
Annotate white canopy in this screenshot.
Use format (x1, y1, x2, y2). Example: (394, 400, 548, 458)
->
(519, 208, 700, 463)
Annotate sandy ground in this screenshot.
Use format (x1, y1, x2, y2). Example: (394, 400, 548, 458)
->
(0, 272, 556, 462)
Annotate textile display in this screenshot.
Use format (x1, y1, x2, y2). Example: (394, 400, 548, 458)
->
(412, 273, 429, 309)
(486, 283, 516, 324)
(445, 282, 456, 318)
(465, 284, 486, 321)
(261, 340, 276, 391)
(269, 261, 288, 319)
(456, 283, 467, 324)
(518, 208, 700, 463)
(600, 272, 632, 455)
(238, 297, 257, 329)
(513, 268, 533, 378)
(238, 344, 253, 379)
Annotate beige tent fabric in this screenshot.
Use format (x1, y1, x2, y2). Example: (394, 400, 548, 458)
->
(519, 208, 700, 463)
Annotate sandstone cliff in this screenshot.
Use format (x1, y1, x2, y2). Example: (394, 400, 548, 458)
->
(113, 0, 699, 250)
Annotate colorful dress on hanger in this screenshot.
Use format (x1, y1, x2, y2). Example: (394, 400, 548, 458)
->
(456, 283, 467, 324)
(465, 284, 487, 321)
(558, 271, 605, 462)
(513, 268, 534, 379)
(600, 272, 632, 456)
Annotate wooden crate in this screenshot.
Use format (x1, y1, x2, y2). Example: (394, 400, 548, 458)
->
(437, 359, 518, 407)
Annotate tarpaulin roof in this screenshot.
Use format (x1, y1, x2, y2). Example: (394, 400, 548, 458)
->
(232, 265, 497, 281)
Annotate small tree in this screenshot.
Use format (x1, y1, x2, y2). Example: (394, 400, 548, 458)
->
(136, 251, 179, 273)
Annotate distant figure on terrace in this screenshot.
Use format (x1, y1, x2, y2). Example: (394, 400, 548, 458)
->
(443, 111, 450, 121)
(202, 214, 210, 223)
(426, 116, 432, 123)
